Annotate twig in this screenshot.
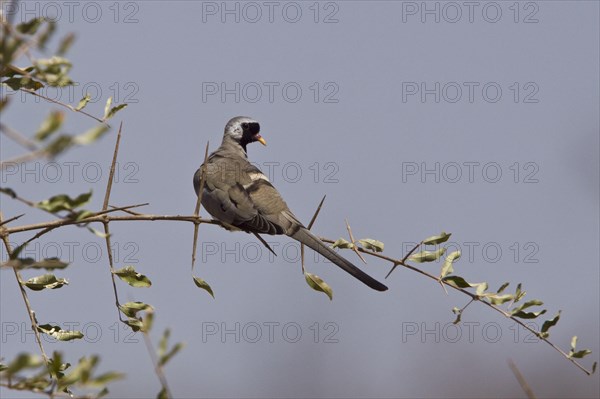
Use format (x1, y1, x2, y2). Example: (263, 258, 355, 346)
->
(345, 218, 367, 264)
(301, 195, 327, 274)
(0, 212, 52, 382)
(191, 142, 210, 271)
(508, 359, 536, 399)
(142, 331, 173, 399)
(0, 122, 39, 151)
(19, 88, 107, 125)
(101, 122, 123, 318)
(0, 213, 24, 226)
(385, 241, 422, 279)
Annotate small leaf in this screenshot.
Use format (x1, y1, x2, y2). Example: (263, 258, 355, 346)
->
(442, 275, 471, 288)
(485, 294, 514, 305)
(36, 191, 92, 213)
(474, 282, 488, 296)
(408, 248, 446, 263)
(44, 135, 73, 156)
(37, 324, 83, 341)
(496, 282, 510, 294)
(193, 276, 214, 298)
(113, 266, 151, 288)
(57, 33, 76, 56)
(122, 318, 144, 332)
(539, 311, 561, 338)
(73, 124, 110, 145)
(423, 232, 452, 245)
(570, 336, 578, 351)
(0, 187, 17, 198)
(514, 283, 526, 303)
(451, 307, 462, 324)
(17, 17, 44, 34)
(440, 250, 460, 278)
(331, 238, 354, 250)
(35, 111, 64, 141)
(118, 301, 153, 318)
(513, 309, 547, 319)
(157, 387, 168, 399)
(511, 299, 544, 316)
(592, 362, 597, 374)
(75, 93, 91, 111)
(570, 349, 592, 359)
(2, 257, 69, 270)
(304, 272, 333, 300)
(104, 104, 128, 121)
(103, 97, 113, 119)
(23, 274, 68, 290)
(87, 227, 110, 238)
(358, 239, 384, 252)
(2, 76, 44, 91)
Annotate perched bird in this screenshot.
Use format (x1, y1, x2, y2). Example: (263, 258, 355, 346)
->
(194, 116, 388, 291)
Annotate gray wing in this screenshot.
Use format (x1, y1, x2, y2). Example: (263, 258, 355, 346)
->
(195, 155, 301, 235)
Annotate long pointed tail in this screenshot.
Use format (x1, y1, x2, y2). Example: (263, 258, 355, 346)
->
(291, 228, 388, 291)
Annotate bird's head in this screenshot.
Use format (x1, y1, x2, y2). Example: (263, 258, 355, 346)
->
(223, 116, 267, 149)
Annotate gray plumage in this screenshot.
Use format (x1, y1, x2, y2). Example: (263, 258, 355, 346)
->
(194, 116, 388, 291)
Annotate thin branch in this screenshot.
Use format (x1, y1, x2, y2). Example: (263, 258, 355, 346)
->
(142, 331, 172, 399)
(0, 213, 52, 382)
(385, 241, 422, 279)
(191, 142, 210, 272)
(301, 195, 327, 274)
(508, 359, 536, 399)
(345, 218, 367, 264)
(319, 237, 595, 375)
(101, 123, 123, 318)
(0, 122, 39, 151)
(0, 213, 24, 226)
(19, 88, 107, 125)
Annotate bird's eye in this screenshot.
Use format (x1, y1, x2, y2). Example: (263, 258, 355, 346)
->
(241, 122, 249, 129)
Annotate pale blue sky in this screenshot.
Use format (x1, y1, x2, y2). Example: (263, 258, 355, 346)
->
(1, 1, 599, 398)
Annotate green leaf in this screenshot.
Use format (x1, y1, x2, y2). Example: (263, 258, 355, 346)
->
(514, 283, 526, 303)
(157, 387, 168, 399)
(408, 248, 446, 263)
(73, 124, 110, 145)
(103, 97, 113, 119)
(193, 276, 214, 298)
(440, 250, 460, 278)
(118, 301, 153, 318)
(157, 329, 185, 367)
(57, 33, 76, 56)
(496, 282, 510, 294)
(0, 363, 7, 372)
(75, 93, 91, 111)
(0, 187, 17, 198)
(104, 104, 128, 121)
(3, 257, 69, 270)
(511, 299, 544, 316)
(570, 349, 592, 359)
(331, 238, 354, 250)
(5, 353, 43, 375)
(358, 239, 384, 252)
(122, 318, 144, 332)
(485, 294, 514, 305)
(513, 309, 547, 319)
(304, 272, 333, 300)
(16, 18, 44, 34)
(44, 135, 73, 156)
(36, 191, 92, 213)
(423, 231, 452, 245)
(37, 324, 83, 341)
(35, 111, 64, 140)
(474, 282, 488, 296)
(442, 275, 471, 288)
(23, 274, 68, 290)
(539, 311, 561, 338)
(2, 76, 44, 91)
(113, 266, 151, 288)
(451, 307, 462, 324)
